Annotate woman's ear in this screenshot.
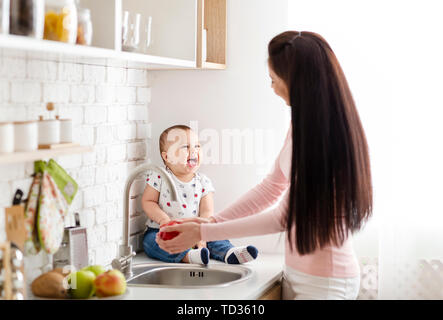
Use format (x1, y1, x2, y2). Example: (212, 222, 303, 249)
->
(161, 151, 168, 163)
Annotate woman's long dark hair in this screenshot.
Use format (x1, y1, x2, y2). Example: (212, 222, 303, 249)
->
(268, 31, 373, 255)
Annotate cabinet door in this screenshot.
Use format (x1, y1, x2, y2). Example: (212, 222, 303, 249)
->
(258, 281, 282, 300)
(122, 0, 197, 61)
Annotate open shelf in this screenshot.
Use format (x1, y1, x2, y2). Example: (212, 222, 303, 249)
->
(0, 145, 93, 165)
(0, 34, 196, 69)
(0, 0, 226, 70)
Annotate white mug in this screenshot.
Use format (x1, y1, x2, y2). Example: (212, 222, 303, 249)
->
(14, 121, 38, 151)
(38, 119, 60, 145)
(0, 122, 14, 153)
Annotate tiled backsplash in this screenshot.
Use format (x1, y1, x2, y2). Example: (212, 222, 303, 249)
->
(0, 49, 151, 286)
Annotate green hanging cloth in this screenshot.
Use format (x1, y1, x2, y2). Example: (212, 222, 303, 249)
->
(46, 159, 78, 205)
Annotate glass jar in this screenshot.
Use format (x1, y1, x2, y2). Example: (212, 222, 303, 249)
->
(13, 120, 38, 152)
(76, 7, 92, 45)
(122, 11, 140, 52)
(44, 0, 77, 44)
(9, 0, 44, 38)
(0, 0, 10, 34)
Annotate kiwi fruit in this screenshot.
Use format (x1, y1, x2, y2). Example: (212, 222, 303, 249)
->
(31, 271, 69, 299)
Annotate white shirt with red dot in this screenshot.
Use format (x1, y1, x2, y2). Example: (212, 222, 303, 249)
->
(144, 166, 215, 229)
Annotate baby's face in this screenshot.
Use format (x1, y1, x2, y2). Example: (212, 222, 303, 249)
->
(162, 129, 201, 176)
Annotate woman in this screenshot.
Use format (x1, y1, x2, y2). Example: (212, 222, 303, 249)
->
(157, 31, 373, 300)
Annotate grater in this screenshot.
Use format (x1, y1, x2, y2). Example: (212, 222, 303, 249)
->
(53, 213, 89, 271)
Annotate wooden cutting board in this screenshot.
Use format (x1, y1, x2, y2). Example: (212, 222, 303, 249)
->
(5, 206, 26, 252)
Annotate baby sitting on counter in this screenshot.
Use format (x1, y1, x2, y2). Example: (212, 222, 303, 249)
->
(141, 124, 258, 265)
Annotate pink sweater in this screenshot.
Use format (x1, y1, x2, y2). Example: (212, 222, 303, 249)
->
(201, 126, 360, 278)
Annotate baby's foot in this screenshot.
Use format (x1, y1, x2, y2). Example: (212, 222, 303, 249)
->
(225, 246, 258, 264)
(188, 248, 210, 265)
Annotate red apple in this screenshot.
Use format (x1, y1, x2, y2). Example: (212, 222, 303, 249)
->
(94, 269, 126, 297)
(159, 220, 182, 240)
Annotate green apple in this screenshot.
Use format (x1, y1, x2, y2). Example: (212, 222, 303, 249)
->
(82, 265, 106, 277)
(69, 270, 96, 299)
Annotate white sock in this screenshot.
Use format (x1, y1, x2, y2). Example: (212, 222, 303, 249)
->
(225, 246, 258, 264)
(188, 248, 209, 265)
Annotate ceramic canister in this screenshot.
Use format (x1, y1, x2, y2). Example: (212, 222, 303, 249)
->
(13, 121, 38, 151)
(0, 122, 14, 153)
(38, 118, 60, 145)
(59, 118, 73, 143)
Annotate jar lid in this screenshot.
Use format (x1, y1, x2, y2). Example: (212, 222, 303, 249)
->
(78, 7, 91, 18)
(13, 120, 37, 124)
(45, 0, 76, 7)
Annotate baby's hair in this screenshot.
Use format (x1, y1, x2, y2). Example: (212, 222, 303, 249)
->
(159, 125, 192, 155)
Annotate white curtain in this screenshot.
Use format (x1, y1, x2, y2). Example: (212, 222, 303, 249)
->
(288, 0, 443, 299)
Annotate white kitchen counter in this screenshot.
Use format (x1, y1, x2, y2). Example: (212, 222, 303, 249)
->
(123, 253, 284, 300)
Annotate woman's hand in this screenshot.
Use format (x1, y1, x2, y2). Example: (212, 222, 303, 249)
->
(175, 216, 216, 224)
(156, 222, 202, 254)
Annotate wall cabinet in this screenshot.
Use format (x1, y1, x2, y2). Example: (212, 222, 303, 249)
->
(0, 0, 226, 70)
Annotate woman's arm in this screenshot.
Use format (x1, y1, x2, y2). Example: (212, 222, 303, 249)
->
(142, 185, 171, 226)
(157, 191, 289, 253)
(214, 127, 291, 223)
(203, 189, 289, 240)
(215, 159, 289, 225)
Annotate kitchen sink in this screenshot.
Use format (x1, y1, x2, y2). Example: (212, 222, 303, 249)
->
(126, 263, 253, 288)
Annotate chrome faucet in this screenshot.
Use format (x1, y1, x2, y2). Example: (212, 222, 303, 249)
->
(112, 163, 179, 278)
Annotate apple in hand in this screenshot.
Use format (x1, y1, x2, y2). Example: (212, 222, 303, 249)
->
(69, 270, 96, 299)
(94, 269, 126, 297)
(159, 220, 182, 240)
(82, 265, 106, 277)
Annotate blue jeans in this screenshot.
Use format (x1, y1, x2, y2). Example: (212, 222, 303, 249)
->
(143, 228, 235, 263)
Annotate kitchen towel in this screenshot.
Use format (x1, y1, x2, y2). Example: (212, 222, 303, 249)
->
(24, 159, 78, 255)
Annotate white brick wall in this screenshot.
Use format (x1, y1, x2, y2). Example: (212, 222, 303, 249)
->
(11, 81, 41, 103)
(0, 49, 151, 284)
(71, 85, 95, 103)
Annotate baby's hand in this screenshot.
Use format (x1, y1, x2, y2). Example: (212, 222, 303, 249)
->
(159, 218, 171, 226)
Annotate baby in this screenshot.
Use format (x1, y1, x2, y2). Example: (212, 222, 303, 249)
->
(141, 125, 258, 265)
